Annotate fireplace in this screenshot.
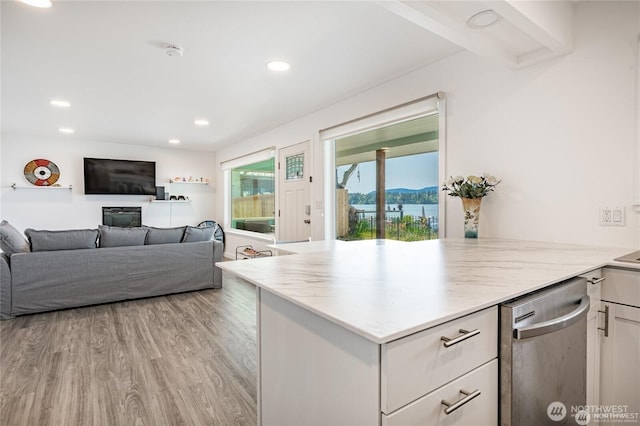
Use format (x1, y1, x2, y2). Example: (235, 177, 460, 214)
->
(102, 207, 142, 228)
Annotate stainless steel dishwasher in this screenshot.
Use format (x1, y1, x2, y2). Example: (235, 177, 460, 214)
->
(500, 277, 590, 426)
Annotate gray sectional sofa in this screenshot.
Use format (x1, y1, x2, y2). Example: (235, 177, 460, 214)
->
(0, 221, 223, 319)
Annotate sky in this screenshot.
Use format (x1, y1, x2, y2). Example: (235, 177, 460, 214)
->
(336, 152, 439, 193)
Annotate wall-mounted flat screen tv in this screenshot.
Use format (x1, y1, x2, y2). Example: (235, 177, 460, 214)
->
(84, 158, 156, 195)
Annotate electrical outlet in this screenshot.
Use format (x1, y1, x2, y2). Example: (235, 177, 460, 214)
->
(600, 206, 626, 226)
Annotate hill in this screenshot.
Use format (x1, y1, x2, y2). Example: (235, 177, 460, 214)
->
(348, 186, 439, 204)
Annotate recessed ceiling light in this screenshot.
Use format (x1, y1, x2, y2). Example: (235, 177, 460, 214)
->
(19, 0, 52, 8)
(194, 119, 209, 127)
(169, 139, 181, 144)
(50, 99, 70, 108)
(467, 10, 502, 29)
(59, 128, 74, 134)
(266, 60, 290, 72)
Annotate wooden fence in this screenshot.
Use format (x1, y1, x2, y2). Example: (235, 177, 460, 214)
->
(232, 194, 274, 219)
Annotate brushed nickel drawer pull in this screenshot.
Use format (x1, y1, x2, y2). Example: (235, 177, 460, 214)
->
(598, 305, 609, 337)
(440, 328, 480, 348)
(441, 389, 482, 415)
(588, 277, 606, 285)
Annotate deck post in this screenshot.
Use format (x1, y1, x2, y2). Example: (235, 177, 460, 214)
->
(376, 149, 386, 239)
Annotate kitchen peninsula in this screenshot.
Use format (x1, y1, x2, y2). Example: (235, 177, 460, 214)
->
(217, 238, 638, 425)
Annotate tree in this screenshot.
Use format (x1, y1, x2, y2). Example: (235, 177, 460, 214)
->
(337, 164, 358, 189)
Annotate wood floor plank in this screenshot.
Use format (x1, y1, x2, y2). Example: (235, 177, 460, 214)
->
(0, 275, 257, 425)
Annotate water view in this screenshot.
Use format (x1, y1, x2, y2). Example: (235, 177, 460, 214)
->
(336, 145, 440, 242)
(350, 203, 438, 219)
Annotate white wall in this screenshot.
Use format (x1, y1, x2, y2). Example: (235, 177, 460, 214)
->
(216, 0, 640, 254)
(0, 135, 217, 233)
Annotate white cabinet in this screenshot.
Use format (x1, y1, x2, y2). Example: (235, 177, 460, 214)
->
(381, 307, 497, 415)
(257, 288, 497, 426)
(600, 267, 640, 426)
(381, 307, 498, 425)
(258, 288, 381, 426)
(580, 269, 605, 408)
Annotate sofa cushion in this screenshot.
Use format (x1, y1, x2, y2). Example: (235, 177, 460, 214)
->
(0, 220, 30, 254)
(182, 226, 214, 243)
(144, 226, 186, 245)
(25, 228, 99, 252)
(98, 225, 148, 248)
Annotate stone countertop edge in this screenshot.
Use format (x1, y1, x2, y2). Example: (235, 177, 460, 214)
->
(217, 238, 639, 345)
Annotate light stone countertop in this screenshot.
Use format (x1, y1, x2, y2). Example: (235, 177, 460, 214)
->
(218, 238, 638, 344)
(267, 238, 405, 254)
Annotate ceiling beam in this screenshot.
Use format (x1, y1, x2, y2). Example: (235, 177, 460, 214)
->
(377, 0, 518, 68)
(377, 0, 574, 69)
(488, 0, 573, 60)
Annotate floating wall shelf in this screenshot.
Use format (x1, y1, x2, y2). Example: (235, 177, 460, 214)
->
(169, 180, 208, 185)
(9, 183, 72, 190)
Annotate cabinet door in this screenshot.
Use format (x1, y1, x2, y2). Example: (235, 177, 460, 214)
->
(600, 303, 640, 426)
(258, 289, 380, 426)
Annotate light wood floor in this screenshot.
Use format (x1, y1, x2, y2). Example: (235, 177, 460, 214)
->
(0, 275, 257, 426)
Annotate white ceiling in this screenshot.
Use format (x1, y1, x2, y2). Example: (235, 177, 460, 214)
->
(1, 1, 574, 152)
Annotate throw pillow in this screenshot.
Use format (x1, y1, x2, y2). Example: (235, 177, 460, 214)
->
(182, 226, 214, 243)
(144, 226, 186, 245)
(0, 220, 30, 254)
(25, 228, 99, 252)
(98, 225, 148, 248)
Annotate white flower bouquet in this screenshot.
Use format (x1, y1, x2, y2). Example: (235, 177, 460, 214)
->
(442, 174, 501, 199)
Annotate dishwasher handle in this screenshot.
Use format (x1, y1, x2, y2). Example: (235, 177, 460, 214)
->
(514, 295, 590, 340)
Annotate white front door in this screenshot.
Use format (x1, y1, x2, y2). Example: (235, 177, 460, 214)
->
(278, 141, 311, 242)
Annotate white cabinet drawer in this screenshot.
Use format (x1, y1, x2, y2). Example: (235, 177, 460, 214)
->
(381, 307, 497, 414)
(603, 267, 640, 307)
(382, 359, 498, 426)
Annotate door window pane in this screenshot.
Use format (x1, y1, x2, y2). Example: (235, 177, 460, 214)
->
(230, 158, 275, 234)
(286, 153, 304, 181)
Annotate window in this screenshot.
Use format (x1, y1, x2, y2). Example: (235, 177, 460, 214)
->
(321, 92, 446, 240)
(229, 158, 275, 234)
(334, 115, 440, 241)
(285, 153, 305, 181)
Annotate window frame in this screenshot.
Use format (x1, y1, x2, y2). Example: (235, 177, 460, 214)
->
(222, 148, 277, 239)
(320, 93, 447, 240)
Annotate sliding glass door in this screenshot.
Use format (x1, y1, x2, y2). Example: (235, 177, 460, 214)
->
(334, 114, 440, 241)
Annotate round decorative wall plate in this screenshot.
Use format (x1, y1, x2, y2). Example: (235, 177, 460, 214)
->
(24, 159, 60, 186)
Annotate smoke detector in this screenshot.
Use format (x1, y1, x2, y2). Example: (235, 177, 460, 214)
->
(165, 44, 183, 57)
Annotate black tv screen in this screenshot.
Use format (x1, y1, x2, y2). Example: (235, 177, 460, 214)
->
(84, 158, 156, 195)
